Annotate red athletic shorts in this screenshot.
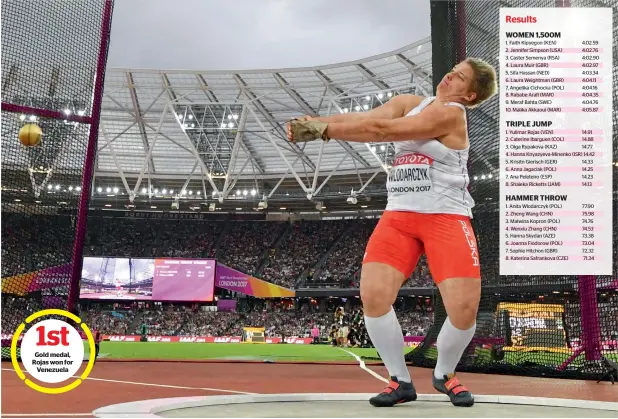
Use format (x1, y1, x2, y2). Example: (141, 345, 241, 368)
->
(362, 211, 480, 283)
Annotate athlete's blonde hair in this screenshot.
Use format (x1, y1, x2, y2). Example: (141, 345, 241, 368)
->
(464, 57, 498, 108)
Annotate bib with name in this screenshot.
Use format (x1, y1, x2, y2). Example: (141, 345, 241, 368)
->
(386, 153, 434, 196)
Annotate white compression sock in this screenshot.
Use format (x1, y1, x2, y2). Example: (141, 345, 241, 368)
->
(364, 308, 411, 383)
(434, 317, 476, 379)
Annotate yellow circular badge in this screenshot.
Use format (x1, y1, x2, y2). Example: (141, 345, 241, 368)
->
(11, 309, 96, 394)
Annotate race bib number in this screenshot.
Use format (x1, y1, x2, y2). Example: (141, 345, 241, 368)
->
(387, 153, 433, 195)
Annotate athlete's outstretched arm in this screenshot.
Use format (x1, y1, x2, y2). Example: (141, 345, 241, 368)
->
(325, 104, 463, 143)
(305, 94, 421, 124)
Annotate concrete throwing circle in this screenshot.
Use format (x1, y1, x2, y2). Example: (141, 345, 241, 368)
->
(93, 393, 618, 418)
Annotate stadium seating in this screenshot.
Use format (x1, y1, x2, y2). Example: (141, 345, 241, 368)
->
(75, 300, 433, 341)
(3, 213, 617, 290)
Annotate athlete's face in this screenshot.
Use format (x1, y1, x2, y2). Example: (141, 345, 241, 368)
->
(437, 61, 477, 105)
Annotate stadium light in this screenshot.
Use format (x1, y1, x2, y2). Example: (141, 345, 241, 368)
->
(153, 188, 158, 194)
(48, 184, 53, 190)
(473, 176, 478, 180)
(228, 122, 234, 128)
(97, 187, 102, 193)
(233, 114, 238, 120)
(77, 110, 86, 116)
(106, 187, 111, 193)
(242, 190, 248, 196)
(63, 109, 71, 115)
(343, 108, 349, 113)
(19, 114, 26, 121)
(363, 104, 369, 110)
(196, 191, 201, 195)
(188, 190, 193, 195)
(365, 96, 370, 101)
(161, 189, 167, 194)
(228, 114, 233, 120)
(250, 189, 256, 196)
(191, 123, 195, 128)
(55, 185, 61, 190)
(488, 174, 493, 179)
(378, 93, 384, 99)
(169, 189, 174, 194)
(220, 124, 226, 129)
(141, 188, 147, 193)
(380, 145, 386, 151)
(181, 190, 187, 195)
(387, 92, 393, 97)
(68, 186, 73, 191)
(354, 106, 361, 111)
(188, 115, 193, 120)
(178, 114, 183, 119)
(236, 190, 241, 196)
(370, 146, 376, 152)
(76, 186, 81, 191)
(481, 175, 486, 180)
(29, 115, 36, 121)
(113, 187, 119, 193)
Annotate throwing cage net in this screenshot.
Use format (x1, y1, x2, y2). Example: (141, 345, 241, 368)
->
(1, 0, 114, 359)
(404, 0, 617, 380)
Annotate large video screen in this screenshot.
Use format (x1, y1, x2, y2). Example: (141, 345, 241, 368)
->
(496, 303, 566, 348)
(79, 257, 215, 301)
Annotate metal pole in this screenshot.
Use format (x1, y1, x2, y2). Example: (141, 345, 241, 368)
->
(578, 275, 602, 361)
(67, 0, 114, 313)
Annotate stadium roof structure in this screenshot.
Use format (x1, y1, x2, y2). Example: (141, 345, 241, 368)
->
(93, 38, 434, 212)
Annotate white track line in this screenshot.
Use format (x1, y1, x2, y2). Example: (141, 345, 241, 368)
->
(85, 376, 256, 394)
(339, 348, 388, 383)
(1, 368, 256, 395)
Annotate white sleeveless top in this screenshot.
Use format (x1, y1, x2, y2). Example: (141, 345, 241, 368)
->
(385, 96, 474, 218)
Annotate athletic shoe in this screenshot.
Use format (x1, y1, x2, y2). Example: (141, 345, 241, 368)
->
(432, 372, 475, 407)
(369, 376, 417, 407)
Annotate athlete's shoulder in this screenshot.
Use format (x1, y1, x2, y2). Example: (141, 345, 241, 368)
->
(393, 94, 427, 115)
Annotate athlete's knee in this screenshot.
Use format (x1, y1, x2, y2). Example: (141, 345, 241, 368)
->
(439, 277, 480, 329)
(448, 300, 478, 329)
(360, 262, 404, 317)
(360, 279, 392, 316)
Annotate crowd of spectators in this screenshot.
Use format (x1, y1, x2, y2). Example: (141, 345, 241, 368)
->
(312, 219, 376, 288)
(85, 218, 223, 259)
(80, 307, 137, 335)
(261, 220, 350, 288)
(2, 212, 618, 291)
(1, 296, 43, 336)
(2, 214, 74, 277)
(214, 221, 286, 275)
(565, 294, 618, 346)
(73, 300, 433, 343)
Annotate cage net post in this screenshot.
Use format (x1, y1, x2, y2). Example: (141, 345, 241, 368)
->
(406, 0, 617, 380)
(1, 0, 114, 359)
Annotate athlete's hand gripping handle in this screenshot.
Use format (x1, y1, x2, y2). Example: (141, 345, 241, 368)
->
(287, 119, 330, 143)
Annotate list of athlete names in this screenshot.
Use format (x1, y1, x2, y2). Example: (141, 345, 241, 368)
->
(499, 8, 613, 276)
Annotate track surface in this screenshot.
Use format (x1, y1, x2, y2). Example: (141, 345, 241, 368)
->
(2, 362, 618, 417)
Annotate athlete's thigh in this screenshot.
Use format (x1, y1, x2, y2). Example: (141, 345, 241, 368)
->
(362, 211, 424, 279)
(419, 213, 481, 284)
